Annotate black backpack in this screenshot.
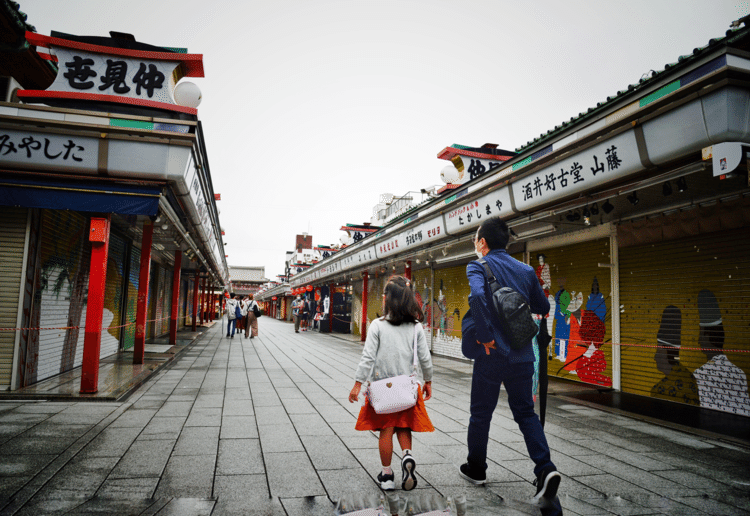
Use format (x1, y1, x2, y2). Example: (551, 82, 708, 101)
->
(252, 302, 261, 317)
(478, 258, 538, 350)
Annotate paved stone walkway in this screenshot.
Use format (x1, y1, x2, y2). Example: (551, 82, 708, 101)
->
(1, 318, 749, 515)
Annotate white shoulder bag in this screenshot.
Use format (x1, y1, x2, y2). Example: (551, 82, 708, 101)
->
(366, 323, 420, 415)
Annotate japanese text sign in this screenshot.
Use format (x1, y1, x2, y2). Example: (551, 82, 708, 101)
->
(512, 131, 640, 211)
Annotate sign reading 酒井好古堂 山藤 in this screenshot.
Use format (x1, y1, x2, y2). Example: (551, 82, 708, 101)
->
(511, 130, 640, 211)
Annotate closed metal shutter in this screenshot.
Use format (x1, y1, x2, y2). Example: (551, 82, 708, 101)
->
(366, 273, 389, 333)
(531, 239, 613, 386)
(36, 210, 90, 383)
(351, 280, 363, 336)
(122, 246, 140, 350)
(102, 232, 126, 357)
(432, 264, 472, 359)
(160, 268, 172, 336)
(154, 266, 166, 336)
(619, 228, 750, 416)
(185, 277, 194, 328)
(0, 208, 28, 388)
(146, 263, 157, 338)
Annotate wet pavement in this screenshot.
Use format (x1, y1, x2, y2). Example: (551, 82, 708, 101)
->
(0, 318, 749, 515)
(1, 327, 211, 401)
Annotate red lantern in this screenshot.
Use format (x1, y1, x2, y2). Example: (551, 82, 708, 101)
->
(306, 285, 313, 292)
(272, 296, 277, 300)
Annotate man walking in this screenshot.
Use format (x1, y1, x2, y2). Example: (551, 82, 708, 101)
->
(459, 217, 561, 503)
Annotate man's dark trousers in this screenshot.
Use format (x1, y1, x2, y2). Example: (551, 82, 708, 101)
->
(467, 353, 554, 477)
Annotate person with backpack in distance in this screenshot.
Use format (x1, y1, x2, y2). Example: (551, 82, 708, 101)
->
(245, 293, 260, 339)
(460, 217, 561, 504)
(225, 293, 239, 339)
(349, 276, 434, 492)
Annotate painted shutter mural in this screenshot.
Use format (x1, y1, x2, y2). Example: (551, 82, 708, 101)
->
(619, 227, 750, 417)
(102, 232, 126, 356)
(366, 273, 389, 334)
(0, 208, 28, 387)
(122, 246, 140, 350)
(530, 239, 613, 387)
(432, 263, 472, 359)
(34, 210, 90, 383)
(351, 279, 363, 336)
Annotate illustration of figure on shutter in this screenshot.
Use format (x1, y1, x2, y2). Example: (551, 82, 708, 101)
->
(575, 277, 611, 387)
(651, 305, 699, 405)
(553, 286, 582, 363)
(693, 290, 750, 416)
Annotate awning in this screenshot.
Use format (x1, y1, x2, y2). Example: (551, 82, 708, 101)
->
(0, 178, 160, 215)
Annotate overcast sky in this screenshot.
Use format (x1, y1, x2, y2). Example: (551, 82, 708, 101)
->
(21, 0, 748, 280)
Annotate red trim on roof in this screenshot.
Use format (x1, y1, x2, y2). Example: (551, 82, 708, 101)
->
(437, 146, 514, 162)
(37, 51, 57, 62)
(25, 32, 205, 77)
(17, 90, 198, 115)
(437, 184, 462, 194)
(339, 226, 378, 232)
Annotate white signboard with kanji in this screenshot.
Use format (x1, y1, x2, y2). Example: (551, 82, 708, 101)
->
(444, 187, 512, 234)
(512, 130, 640, 211)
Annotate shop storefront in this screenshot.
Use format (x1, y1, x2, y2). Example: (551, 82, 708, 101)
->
(289, 27, 750, 417)
(0, 30, 227, 392)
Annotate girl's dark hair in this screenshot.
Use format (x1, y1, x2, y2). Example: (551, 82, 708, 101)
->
(382, 275, 424, 325)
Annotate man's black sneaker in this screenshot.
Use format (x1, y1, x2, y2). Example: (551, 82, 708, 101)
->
(401, 453, 417, 491)
(459, 463, 486, 485)
(377, 471, 395, 490)
(532, 467, 561, 502)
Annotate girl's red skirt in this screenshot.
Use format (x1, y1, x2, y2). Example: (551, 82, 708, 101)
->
(355, 384, 434, 432)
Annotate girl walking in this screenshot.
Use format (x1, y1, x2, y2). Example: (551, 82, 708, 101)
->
(349, 276, 434, 491)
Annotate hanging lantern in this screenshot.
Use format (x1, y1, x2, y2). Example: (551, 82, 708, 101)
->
(272, 296, 277, 300)
(306, 285, 313, 292)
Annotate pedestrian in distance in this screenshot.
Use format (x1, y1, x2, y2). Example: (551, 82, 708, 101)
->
(292, 295, 303, 333)
(225, 293, 239, 339)
(301, 296, 310, 331)
(460, 217, 561, 504)
(236, 295, 247, 334)
(349, 276, 434, 492)
(245, 293, 259, 339)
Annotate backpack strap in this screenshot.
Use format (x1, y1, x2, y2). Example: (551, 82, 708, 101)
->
(478, 258, 502, 291)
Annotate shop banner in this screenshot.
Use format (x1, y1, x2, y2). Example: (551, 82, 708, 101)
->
(444, 186, 512, 234)
(512, 130, 640, 212)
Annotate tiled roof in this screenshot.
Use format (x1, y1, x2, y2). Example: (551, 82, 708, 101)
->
(514, 19, 750, 154)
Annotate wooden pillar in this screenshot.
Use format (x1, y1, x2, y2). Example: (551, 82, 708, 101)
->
(405, 261, 412, 281)
(192, 271, 200, 332)
(169, 250, 182, 345)
(361, 272, 368, 342)
(133, 221, 153, 366)
(80, 215, 111, 393)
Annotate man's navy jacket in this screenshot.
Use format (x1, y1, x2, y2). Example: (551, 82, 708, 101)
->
(464, 248, 550, 364)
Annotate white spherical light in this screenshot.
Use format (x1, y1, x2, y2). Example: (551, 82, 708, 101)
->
(440, 164, 460, 184)
(174, 81, 202, 108)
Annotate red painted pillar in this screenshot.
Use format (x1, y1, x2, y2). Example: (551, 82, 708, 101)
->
(192, 272, 200, 331)
(80, 215, 111, 394)
(209, 292, 214, 322)
(133, 221, 153, 366)
(169, 250, 182, 345)
(405, 261, 412, 281)
(361, 272, 368, 342)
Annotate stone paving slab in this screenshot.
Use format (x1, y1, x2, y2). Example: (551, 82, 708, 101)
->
(0, 318, 749, 515)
